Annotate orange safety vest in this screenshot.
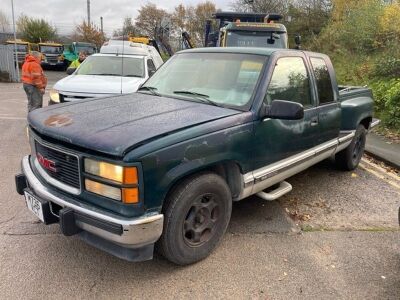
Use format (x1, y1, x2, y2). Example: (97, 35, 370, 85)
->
(21, 55, 47, 89)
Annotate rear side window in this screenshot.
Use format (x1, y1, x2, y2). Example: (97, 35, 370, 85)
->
(265, 57, 313, 107)
(147, 59, 156, 74)
(310, 57, 334, 104)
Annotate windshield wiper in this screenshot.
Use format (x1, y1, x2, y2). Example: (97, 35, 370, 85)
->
(125, 74, 143, 78)
(137, 86, 161, 96)
(173, 90, 223, 107)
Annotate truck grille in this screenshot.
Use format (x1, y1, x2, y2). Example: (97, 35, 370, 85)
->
(35, 141, 81, 190)
(46, 56, 59, 64)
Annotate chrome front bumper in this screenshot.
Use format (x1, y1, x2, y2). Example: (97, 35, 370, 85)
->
(21, 155, 164, 248)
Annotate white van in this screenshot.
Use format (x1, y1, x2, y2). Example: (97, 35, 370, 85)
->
(49, 41, 163, 104)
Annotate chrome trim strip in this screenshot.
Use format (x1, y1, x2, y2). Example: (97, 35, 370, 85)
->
(32, 132, 82, 195)
(238, 136, 355, 200)
(253, 138, 338, 182)
(22, 156, 163, 247)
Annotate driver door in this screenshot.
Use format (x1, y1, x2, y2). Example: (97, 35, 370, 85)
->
(252, 55, 319, 171)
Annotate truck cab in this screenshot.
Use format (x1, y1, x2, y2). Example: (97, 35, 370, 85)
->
(205, 12, 294, 49)
(6, 39, 37, 65)
(63, 42, 98, 68)
(38, 42, 65, 69)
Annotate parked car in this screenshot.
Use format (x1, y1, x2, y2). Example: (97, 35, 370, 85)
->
(49, 41, 163, 104)
(16, 47, 379, 265)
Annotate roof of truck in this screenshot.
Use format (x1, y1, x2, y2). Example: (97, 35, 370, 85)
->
(179, 47, 329, 60)
(178, 47, 281, 56)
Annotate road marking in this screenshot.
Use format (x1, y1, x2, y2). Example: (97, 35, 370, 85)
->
(361, 158, 400, 182)
(359, 162, 400, 191)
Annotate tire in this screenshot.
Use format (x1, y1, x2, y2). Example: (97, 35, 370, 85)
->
(335, 124, 367, 171)
(157, 172, 232, 265)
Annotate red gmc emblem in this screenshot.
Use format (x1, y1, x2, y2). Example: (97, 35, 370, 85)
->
(37, 153, 57, 172)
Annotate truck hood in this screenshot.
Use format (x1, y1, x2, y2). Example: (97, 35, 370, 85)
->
(54, 75, 145, 94)
(28, 93, 240, 157)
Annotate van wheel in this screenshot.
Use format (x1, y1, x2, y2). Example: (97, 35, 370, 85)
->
(157, 172, 232, 265)
(335, 124, 367, 171)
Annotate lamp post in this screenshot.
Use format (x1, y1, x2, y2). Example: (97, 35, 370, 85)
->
(11, 0, 20, 81)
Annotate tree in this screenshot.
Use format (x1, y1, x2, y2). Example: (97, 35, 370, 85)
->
(135, 3, 169, 37)
(231, 0, 291, 13)
(72, 21, 105, 47)
(0, 10, 10, 32)
(113, 17, 138, 37)
(17, 15, 57, 43)
(170, 2, 216, 46)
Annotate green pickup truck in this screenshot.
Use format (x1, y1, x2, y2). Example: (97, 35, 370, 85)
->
(15, 48, 379, 265)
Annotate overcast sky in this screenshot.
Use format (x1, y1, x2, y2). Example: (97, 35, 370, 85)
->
(2, 0, 234, 35)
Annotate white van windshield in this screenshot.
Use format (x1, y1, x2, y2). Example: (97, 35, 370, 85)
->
(76, 56, 145, 77)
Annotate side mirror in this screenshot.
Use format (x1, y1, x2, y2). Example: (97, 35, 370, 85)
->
(66, 67, 76, 75)
(294, 34, 301, 50)
(263, 100, 304, 120)
(148, 69, 156, 77)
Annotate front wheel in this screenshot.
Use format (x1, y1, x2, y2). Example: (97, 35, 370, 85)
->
(157, 172, 232, 265)
(335, 124, 367, 171)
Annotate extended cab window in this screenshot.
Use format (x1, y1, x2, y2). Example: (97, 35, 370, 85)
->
(265, 57, 312, 107)
(310, 57, 334, 104)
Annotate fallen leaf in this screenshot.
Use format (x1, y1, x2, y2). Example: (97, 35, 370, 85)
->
(351, 173, 358, 178)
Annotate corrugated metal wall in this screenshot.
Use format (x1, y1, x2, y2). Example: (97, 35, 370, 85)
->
(0, 45, 19, 82)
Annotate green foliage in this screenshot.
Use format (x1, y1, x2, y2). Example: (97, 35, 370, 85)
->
(17, 15, 57, 43)
(370, 79, 400, 128)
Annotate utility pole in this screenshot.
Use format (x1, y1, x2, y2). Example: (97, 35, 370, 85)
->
(10, 0, 19, 81)
(100, 16, 103, 34)
(87, 0, 91, 26)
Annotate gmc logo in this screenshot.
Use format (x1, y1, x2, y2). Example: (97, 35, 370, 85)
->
(37, 153, 57, 173)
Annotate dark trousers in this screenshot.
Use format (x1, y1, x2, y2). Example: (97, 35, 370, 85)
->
(23, 83, 43, 112)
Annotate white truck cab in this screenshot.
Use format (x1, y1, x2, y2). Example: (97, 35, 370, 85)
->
(49, 41, 163, 104)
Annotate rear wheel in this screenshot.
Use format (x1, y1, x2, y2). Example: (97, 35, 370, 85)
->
(157, 172, 232, 265)
(335, 124, 367, 171)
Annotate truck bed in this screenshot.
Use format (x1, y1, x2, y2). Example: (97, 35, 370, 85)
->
(339, 85, 374, 130)
(338, 85, 373, 102)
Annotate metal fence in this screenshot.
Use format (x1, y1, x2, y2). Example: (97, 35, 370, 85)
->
(0, 45, 19, 82)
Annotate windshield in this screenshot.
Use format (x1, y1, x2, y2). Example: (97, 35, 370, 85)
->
(76, 55, 145, 77)
(40, 45, 63, 54)
(8, 44, 28, 52)
(142, 52, 266, 110)
(226, 31, 288, 49)
(76, 45, 96, 54)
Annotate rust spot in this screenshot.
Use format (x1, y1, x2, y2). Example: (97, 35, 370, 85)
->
(44, 114, 73, 127)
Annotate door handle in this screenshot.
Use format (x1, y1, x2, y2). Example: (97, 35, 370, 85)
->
(310, 117, 318, 126)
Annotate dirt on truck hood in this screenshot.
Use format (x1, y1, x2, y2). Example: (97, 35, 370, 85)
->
(28, 93, 240, 157)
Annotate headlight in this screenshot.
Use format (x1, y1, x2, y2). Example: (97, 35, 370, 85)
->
(49, 89, 60, 103)
(84, 158, 139, 203)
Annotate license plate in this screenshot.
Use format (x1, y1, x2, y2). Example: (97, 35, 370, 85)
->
(24, 191, 44, 222)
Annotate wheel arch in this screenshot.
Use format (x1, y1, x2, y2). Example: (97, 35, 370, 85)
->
(161, 160, 243, 211)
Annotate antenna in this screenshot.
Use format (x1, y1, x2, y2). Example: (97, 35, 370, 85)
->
(120, 33, 125, 94)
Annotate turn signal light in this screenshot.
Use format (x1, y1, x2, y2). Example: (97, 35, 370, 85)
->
(122, 188, 139, 204)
